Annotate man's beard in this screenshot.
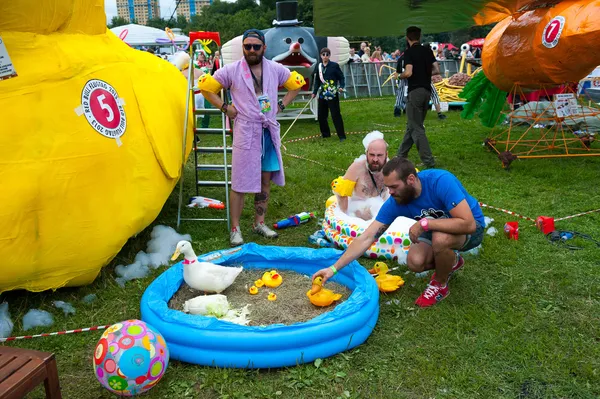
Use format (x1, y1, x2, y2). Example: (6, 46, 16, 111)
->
(392, 184, 417, 205)
(367, 161, 383, 172)
(244, 51, 263, 66)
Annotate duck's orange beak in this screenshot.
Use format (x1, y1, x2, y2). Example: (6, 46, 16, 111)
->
(368, 268, 378, 275)
(272, 273, 280, 280)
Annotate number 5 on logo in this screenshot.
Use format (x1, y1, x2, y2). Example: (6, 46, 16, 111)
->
(96, 94, 115, 123)
(76, 79, 127, 146)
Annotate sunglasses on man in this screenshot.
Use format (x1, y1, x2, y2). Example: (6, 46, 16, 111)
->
(244, 44, 263, 51)
(321, 52, 330, 56)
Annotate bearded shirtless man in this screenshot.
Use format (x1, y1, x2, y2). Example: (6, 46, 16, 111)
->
(335, 132, 389, 220)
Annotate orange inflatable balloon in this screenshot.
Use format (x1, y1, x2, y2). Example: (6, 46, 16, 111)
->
(483, 0, 600, 91)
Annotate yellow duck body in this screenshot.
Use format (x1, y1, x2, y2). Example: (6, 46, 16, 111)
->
(371, 262, 404, 293)
(261, 270, 282, 288)
(376, 275, 405, 293)
(306, 277, 343, 307)
(172, 241, 243, 294)
(0, 1, 193, 293)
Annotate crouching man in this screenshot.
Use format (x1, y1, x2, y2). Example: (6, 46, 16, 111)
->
(316, 157, 485, 307)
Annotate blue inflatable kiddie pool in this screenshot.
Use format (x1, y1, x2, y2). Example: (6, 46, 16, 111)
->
(140, 243, 379, 369)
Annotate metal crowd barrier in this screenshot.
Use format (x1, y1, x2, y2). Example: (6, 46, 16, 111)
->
(341, 60, 465, 99)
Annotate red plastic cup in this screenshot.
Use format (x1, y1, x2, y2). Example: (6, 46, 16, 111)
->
(504, 221, 519, 240)
(536, 216, 555, 235)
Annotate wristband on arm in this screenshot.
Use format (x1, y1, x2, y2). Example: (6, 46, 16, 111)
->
(329, 266, 338, 275)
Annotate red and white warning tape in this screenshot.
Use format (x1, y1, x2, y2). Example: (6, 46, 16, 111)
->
(555, 208, 600, 222)
(478, 202, 536, 222)
(340, 97, 389, 103)
(479, 203, 600, 224)
(283, 129, 401, 144)
(284, 153, 346, 172)
(0, 324, 110, 343)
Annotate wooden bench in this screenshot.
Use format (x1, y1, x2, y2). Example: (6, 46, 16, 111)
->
(0, 346, 61, 399)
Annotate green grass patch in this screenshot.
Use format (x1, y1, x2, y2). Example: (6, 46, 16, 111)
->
(2, 97, 600, 398)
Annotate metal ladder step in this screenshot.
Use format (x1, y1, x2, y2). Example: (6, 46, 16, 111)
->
(197, 164, 232, 171)
(197, 180, 231, 187)
(195, 147, 232, 153)
(178, 37, 231, 230)
(194, 108, 223, 115)
(195, 127, 233, 135)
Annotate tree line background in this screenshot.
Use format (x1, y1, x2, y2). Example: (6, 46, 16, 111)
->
(108, 0, 495, 51)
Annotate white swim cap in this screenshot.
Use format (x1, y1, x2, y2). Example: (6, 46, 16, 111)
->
(363, 131, 385, 151)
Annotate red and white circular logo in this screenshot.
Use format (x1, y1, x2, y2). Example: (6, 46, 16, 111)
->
(542, 16, 565, 49)
(80, 79, 127, 141)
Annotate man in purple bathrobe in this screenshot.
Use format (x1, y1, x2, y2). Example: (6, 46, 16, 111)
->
(201, 29, 302, 247)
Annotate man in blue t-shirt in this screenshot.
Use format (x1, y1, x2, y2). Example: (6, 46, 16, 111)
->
(313, 157, 485, 308)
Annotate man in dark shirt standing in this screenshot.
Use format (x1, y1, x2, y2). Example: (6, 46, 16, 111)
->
(312, 47, 346, 141)
(396, 26, 440, 168)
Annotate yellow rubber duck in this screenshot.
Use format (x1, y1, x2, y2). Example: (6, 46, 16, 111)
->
(254, 279, 265, 288)
(249, 286, 258, 295)
(261, 270, 283, 288)
(267, 293, 277, 301)
(370, 262, 405, 293)
(0, 1, 193, 294)
(306, 277, 343, 307)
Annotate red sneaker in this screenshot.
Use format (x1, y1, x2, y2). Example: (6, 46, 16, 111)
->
(431, 254, 464, 282)
(415, 279, 449, 307)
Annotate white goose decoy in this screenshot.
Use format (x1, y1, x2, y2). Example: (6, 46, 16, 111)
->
(171, 241, 243, 293)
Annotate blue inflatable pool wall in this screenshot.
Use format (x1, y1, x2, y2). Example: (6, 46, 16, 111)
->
(140, 243, 380, 369)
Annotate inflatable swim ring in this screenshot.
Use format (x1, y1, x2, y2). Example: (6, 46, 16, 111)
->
(140, 243, 379, 369)
(322, 203, 415, 264)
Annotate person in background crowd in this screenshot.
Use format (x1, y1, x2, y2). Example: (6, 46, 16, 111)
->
(196, 51, 210, 68)
(312, 47, 347, 141)
(395, 26, 441, 168)
(361, 47, 371, 63)
(211, 50, 221, 75)
(349, 48, 361, 63)
(371, 50, 383, 62)
(358, 42, 367, 57)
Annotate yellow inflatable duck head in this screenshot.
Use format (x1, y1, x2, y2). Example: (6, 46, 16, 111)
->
(261, 270, 282, 288)
(310, 276, 324, 295)
(306, 277, 343, 307)
(368, 262, 389, 275)
(0, 1, 194, 293)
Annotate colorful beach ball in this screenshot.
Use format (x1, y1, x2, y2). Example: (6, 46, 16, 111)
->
(93, 320, 169, 396)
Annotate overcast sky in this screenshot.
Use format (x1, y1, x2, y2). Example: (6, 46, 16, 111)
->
(105, 0, 179, 21)
(105, 0, 236, 22)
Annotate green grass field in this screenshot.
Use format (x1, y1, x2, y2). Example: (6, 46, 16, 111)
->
(2, 97, 600, 398)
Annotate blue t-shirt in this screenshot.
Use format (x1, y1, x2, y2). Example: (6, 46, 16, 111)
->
(376, 169, 485, 226)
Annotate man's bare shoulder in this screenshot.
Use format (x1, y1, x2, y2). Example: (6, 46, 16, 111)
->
(345, 159, 365, 178)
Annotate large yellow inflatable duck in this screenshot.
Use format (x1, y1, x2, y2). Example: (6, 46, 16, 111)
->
(0, 1, 193, 293)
